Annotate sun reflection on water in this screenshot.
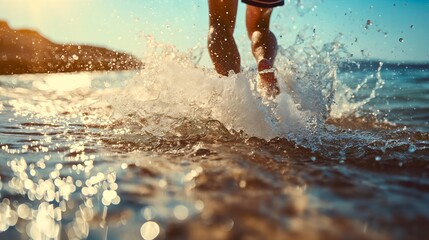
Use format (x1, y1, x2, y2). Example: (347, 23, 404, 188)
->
(140, 221, 160, 240)
(33, 73, 92, 92)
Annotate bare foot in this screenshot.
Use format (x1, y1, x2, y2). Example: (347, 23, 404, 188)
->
(258, 59, 279, 97)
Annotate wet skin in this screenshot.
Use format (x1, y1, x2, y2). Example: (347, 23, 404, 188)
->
(208, 0, 280, 96)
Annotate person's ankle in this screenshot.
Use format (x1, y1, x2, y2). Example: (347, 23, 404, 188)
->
(257, 58, 279, 97)
(258, 58, 272, 72)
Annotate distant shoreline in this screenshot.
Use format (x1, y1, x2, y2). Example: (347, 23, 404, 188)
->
(0, 20, 143, 75)
(0, 69, 141, 77)
(3, 19, 425, 76)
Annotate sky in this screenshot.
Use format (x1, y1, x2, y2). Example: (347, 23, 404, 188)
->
(0, 0, 428, 64)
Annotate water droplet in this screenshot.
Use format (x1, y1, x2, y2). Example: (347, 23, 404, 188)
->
(112, 196, 121, 205)
(399, 38, 404, 43)
(120, 163, 128, 169)
(195, 200, 204, 211)
(173, 205, 189, 220)
(408, 145, 416, 153)
(142, 207, 154, 220)
(17, 204, 31, 219)
(365, 19, 372, 29)
(140, 221, 160, 240)
(158, 179, 167, 188)
(75, 180, 82, 187)
(102, 189, 117, 206)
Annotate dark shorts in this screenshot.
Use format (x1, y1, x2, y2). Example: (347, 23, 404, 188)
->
(242, 0, 284, 8)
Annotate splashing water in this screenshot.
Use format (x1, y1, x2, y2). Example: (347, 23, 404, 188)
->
(1, 2, 429, 239)
(107, 33, 352, 149)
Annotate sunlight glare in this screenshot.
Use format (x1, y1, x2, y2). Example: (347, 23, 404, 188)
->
(34, 73, 92, 91)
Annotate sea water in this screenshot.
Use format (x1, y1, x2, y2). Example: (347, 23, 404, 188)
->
(0, 38, 428, 239)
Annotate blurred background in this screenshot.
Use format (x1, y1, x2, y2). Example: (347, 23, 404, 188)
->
(1, 0, 428, 64)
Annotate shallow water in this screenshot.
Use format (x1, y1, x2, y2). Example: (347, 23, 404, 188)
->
(0, 54, 428, 240)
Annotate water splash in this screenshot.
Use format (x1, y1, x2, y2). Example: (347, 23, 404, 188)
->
(331, 61, 385, 118)
(108, 34, 351, 149)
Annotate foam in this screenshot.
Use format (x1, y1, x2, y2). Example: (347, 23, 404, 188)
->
(107, 39, 340, 143)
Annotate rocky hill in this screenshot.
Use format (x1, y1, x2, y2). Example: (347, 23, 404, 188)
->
(0, 20, 142, 75)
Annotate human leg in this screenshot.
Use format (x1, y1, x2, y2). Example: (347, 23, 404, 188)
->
(246, 6, 277, 64)
(208, 0, 240, 76)
(246, 5, 279, 95)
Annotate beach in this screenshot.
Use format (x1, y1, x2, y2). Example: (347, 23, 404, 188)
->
(0, 54, 428, 239)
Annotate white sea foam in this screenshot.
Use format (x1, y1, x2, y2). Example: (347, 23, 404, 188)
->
(107, 38, 342, 144)
(0, 35, 384, 147)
